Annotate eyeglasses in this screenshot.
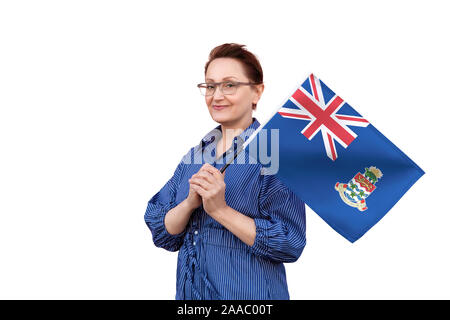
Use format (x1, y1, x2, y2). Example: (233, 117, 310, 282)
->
(197, 81, 261, 96)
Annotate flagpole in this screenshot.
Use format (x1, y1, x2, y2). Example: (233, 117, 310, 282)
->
(219, 114, 272, 174)
(219, 76, 310, 174)
(219, 146, 242, 173)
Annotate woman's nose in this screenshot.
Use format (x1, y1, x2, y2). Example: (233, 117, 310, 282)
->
(212, 86, 225, 100)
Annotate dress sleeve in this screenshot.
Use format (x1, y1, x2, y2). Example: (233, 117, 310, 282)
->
(250, 174, 307, 263)
(144, 158, 187, 252)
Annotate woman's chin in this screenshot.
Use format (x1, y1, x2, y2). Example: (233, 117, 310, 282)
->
(210, 110, 233, 122)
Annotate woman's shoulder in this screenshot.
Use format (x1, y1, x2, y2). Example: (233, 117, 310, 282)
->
(179, 146, 197, 165)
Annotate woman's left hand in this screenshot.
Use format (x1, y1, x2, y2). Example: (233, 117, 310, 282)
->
(189, 163, 227, 218)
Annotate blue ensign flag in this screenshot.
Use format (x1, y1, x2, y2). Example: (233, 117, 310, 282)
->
(251, 73, 424, 242)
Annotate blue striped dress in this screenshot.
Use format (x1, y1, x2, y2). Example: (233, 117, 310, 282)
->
(144, 118, 306, 300)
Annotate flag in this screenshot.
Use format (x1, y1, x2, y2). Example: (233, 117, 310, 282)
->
(250, 74, 424, 242)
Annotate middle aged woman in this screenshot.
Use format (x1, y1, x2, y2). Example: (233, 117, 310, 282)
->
(145, 43, 306, 300)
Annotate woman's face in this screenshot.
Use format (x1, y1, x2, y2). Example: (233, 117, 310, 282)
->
(204, 57, 263, 126)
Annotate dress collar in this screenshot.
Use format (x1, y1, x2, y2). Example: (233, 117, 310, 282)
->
(198, 117, 261, 152)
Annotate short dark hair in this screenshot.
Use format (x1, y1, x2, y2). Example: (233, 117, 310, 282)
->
(204, 43, 263, 110)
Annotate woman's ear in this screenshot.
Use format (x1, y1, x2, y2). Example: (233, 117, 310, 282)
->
(252, 83, 264, 107)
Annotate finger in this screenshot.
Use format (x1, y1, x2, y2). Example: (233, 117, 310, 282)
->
(195, 164, 215, 178)
(191, 183, 207, 197)
(196, 171, 215, 184)
(191, 169, 212, 179)
(206, 167, 225, 181)
(189, 177, 212, 190)
(201, 165, 224, 180)
(202, 163, 215, 170)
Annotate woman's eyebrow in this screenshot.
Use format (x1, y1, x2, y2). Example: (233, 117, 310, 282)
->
(205, 76, 238, 82)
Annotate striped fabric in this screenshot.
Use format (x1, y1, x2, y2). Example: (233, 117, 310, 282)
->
(144, 118, 306, 300)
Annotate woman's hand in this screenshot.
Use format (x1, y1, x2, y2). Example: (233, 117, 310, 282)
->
(185, 180, 202, 210)
(189, 163, 227, 218)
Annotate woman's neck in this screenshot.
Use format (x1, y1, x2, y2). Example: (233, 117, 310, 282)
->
(220, 117, 253, 143)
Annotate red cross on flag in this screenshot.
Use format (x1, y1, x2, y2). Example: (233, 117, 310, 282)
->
(278, 74, 370, 160)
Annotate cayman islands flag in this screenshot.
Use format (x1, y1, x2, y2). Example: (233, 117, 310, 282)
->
(252, 74, 424, 242)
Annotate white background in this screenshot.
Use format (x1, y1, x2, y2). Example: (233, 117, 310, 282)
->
(0, 0, 448, 299)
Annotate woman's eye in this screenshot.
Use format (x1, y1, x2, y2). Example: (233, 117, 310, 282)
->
(225, 83, 236, 87)
(206, 85, 215, 89)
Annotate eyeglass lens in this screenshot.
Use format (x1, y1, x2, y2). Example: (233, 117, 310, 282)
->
(201, 82, 237, 96)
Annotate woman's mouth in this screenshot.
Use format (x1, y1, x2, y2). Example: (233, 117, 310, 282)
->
(212, 105, 229, 110)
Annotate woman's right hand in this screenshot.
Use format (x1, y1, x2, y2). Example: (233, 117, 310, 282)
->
(185, 180, 202, 209)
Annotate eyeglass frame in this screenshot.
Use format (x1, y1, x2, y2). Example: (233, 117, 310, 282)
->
(197, 81, 263, 96)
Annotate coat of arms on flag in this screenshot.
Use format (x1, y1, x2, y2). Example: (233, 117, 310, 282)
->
(248, 73, 424, 242)
(335, 166, 383, 211)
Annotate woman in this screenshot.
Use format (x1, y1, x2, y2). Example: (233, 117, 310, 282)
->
(144, 43, 306, 300)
